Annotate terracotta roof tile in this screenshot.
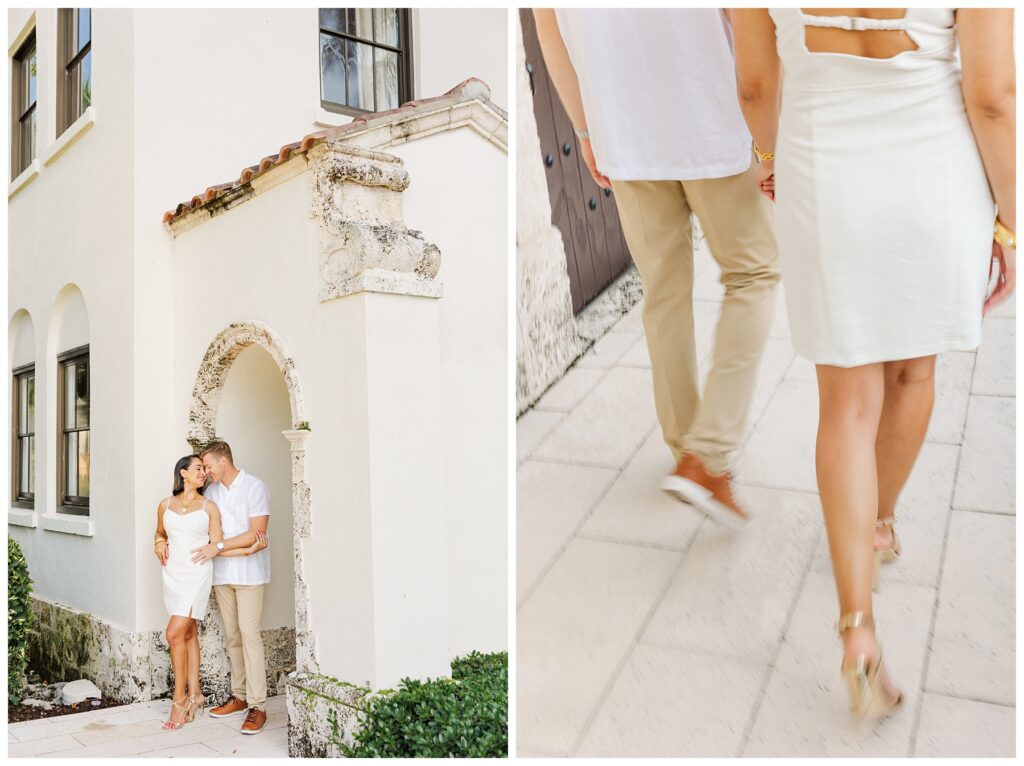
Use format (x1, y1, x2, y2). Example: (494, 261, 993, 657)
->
(162, 77, 497, 226)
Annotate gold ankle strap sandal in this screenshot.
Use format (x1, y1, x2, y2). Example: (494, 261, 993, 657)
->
(836, 611, 903, 720)
(876, 516, 900, 553)
(836, 611, 873, 634)
(187, 694, 206, 722)
(163, 697, 191, 730)
(873, 516, 901, 592)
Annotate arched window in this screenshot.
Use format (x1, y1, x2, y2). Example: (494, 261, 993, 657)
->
(58, 346, 89, 512)
(54, 287, 90, 515)
(10, 311, 35, 508)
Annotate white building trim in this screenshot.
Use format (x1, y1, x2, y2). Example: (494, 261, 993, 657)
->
(8, 159, 40, 199)
(8, 508, 38, 528)
(42, 105, 97, 167)
(39, 512, 94, 537)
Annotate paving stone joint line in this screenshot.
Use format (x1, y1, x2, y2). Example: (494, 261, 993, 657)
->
(906, 350, 976, 757)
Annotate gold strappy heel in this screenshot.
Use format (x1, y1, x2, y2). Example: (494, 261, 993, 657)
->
(163, 696, 192, 730)
(873, 516, 901, 592)
(187, 693, 206, 722)
(837, 612, 903, 720)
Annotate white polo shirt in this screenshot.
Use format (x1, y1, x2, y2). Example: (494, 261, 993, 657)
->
(554, 9, 753, 181)
(205, 469, 271, 586)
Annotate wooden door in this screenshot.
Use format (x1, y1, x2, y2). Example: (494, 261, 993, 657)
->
(520, 9, 633, 315)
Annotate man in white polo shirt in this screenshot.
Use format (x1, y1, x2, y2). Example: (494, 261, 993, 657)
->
(533, 9, 780, 526)
(193, 440, 271, 734)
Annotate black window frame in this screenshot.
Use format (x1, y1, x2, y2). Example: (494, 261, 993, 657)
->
(11, 30, 37, 180)
(318, 8, 414, 117)
(57, 8, 92, 136)
(57, 345, 90, 515)
(12, 363, 36, 509)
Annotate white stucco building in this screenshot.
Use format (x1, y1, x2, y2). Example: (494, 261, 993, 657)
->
(8, 7, 507, 755)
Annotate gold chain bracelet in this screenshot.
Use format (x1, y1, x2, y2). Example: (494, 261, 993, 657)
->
(753, 143, 775, 163)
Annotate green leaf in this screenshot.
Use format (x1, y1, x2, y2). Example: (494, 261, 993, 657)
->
(335, 651, 508, 757)
(8, 539, 34, 705)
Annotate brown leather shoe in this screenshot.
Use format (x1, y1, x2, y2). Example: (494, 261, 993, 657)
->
(661, 452, 750, 527)
(240, 706, 267, 734)
(209, 695, 248, 718)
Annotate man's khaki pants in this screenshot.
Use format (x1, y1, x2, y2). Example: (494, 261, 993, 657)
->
(214, 584, 267, 710)
(611, 157, 780, 474)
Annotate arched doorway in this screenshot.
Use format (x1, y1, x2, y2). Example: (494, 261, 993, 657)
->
(186, 322, 318, 697)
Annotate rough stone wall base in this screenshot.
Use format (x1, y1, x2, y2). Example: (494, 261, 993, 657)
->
(518, 216, 707, 413)
(286, 672, 371, 757)
(28, 596, 296, 703)
(573, 267, 643, 344)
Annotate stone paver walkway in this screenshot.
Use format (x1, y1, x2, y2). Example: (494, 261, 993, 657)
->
(8, 694, 288, 758)
(517, 241, 1015, 758)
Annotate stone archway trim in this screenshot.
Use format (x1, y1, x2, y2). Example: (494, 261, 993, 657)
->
(186, 321, 318, 676)
(187, 322, 306, 451)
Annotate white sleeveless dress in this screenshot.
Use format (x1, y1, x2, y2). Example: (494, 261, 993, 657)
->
(770, 8, 995, 366)
(162, 496, 213, 619)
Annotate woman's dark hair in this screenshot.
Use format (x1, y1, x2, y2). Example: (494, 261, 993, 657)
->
(172, 455, 205, 497)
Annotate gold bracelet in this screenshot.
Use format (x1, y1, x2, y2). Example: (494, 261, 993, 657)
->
(995, 218, 1016, 249)
(753, 143, 775, 163)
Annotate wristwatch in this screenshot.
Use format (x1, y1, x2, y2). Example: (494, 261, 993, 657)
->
(216, 542, 225, 552)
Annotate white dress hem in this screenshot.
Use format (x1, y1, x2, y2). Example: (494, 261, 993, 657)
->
(794, 331, 982, 368)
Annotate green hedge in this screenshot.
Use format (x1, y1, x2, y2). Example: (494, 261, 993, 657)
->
(341, 651, 508, 758)
(8, 538, 33, 705)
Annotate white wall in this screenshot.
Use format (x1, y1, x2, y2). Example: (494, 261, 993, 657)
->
(215, 345, 295, 631)
(8, 9, 138, 631)
(55, 288, 89, 352)
(9, 6, 508, 664)
(127, 6, 509, 637)
(132, 8, 506, 222)
(10, 311, 35, 368)
(415, 9, 508, 109)
(394, 129, 509, 658)
(170, 173, 383, 682)
(169, 117, 508, 686)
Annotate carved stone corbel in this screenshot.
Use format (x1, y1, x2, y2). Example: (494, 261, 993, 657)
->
(308, 143, 442, 301)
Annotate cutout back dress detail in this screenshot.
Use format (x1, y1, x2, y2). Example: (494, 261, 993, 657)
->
(769, 7, 995, 366)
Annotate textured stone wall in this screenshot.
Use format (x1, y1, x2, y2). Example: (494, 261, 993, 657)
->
(186, 322, 306, 453)
(574, 267, 643, 344)
(515, 16, 582, 414)
(28, 596, 296, 703)
(308, 142, 442, 302)
(286, 672, 371, 757)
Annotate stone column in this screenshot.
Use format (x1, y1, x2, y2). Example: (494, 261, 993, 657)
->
(304, 141, 451, 690)
(281, 429, 316, 674)
(515, 14, 582, 414)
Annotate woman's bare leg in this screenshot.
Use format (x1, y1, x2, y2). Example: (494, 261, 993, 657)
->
(815, 363, 901, 701)
(185, 618, 201, 702)
(165, 616, 192, 726)
(875, 355, 936, 547)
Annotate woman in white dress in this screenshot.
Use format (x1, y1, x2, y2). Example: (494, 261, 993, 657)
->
(732, 8, 1015, 720)
(152, 455, 267, 729)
